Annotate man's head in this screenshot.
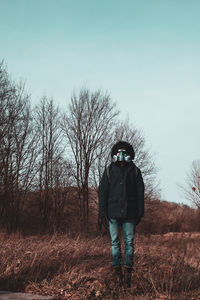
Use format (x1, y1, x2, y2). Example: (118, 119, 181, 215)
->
(111, 141, 135, 163)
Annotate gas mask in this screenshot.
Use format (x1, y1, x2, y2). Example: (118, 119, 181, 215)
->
(112, 148, 132, 163)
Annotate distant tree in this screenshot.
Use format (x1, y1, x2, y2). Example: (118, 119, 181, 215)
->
(89, 123, 114, 190)
(180, 160, 200, 209)
(91, 118, 159, 199)
(62, 88, 119, 225)
(112, 119, 160, 201)
(34, 97, 72, 230)
(0, 61, 37, 232)
(52, 158, 74, 229)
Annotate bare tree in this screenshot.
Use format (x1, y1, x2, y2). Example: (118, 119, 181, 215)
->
(52, 158, 74, 229)
(89, 134, 113, 189)
(180, 160, 200, 209)
(62, 88, 119, 224)
(0, 62, 37, 231)
(34, 96, 71, 229)
(91, 118, 160, 201)
(112, 118, 160, 201)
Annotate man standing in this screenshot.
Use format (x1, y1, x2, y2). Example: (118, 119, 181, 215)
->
(98, 141, 145, 288)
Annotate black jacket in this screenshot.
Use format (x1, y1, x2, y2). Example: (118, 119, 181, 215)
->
(98, 162, 144, 224)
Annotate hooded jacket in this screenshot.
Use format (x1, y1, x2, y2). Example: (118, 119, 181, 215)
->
(98, 141, 145, 224)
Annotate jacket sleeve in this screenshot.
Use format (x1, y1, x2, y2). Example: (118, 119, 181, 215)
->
(136, 168, 145, 218)
(98, 168, 109, 217)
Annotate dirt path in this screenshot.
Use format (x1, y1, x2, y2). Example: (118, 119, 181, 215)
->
(0, 291, 55, 300)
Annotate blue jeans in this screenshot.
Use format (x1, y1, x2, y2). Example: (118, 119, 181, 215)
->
(109, 218, 136, 268)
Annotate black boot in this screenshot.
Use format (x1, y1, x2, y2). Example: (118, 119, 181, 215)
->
(112, 266, 123, 287)
(124, 267, 132, 288)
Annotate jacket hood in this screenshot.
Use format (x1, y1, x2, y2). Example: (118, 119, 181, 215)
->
(111, 140, 135, 160)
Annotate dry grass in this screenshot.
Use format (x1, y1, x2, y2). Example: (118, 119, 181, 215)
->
(0, 231, 200, 300)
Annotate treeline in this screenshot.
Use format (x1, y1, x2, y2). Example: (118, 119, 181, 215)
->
(0, 61, 158, 233)
(138, 199, 200, 234)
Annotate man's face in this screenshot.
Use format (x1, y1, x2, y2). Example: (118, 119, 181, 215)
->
(116, 148, 127, 162)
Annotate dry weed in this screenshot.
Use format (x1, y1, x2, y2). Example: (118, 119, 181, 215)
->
(0, 231, 200, 299)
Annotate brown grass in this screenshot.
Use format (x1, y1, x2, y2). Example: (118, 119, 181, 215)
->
(0, 231, 200, 300)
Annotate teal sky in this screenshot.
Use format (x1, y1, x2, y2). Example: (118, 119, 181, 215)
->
(1, 0, 200, 206)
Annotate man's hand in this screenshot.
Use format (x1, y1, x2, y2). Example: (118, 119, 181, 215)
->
(135, 217, 141, 225)
(101, 216, 110, 227)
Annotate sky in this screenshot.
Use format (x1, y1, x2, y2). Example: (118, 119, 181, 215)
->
(0, 0, 200, 207)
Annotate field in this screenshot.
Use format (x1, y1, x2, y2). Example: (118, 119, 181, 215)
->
(0, 231, 200, 300)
